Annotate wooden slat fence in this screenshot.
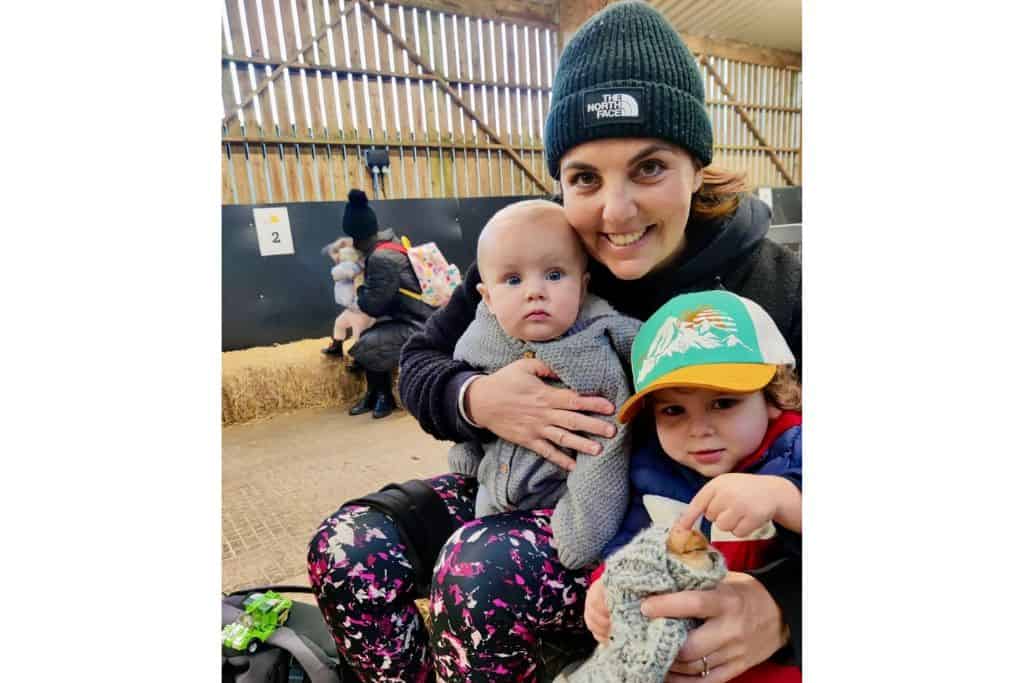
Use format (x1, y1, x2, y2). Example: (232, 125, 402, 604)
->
(221, 0, 559, 205)
(221, 1, 802, 205)
(695, 53, 802, 188)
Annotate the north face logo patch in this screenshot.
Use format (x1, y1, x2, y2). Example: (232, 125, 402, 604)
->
(582, 88, 645, 127)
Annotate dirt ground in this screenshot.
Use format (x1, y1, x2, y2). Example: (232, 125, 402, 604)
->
(222, 405, 449, 599)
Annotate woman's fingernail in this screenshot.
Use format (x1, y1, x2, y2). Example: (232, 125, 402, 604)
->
(640, 602, 650, 617)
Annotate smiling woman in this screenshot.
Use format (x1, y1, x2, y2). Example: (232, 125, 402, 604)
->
(560, 139, 705, 280)
(310, 2, 803, 682)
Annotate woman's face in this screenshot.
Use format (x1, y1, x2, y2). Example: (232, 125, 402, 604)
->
(559, 138, 704, 281)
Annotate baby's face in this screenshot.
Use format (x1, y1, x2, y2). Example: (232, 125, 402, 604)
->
(650, 387, 781, 478)
(477, 209, 588, 342)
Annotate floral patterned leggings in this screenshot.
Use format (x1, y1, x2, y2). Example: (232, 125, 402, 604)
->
(307, 473, 593, 682)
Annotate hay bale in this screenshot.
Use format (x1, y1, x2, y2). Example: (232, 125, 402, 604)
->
(222, 337, 401, 425)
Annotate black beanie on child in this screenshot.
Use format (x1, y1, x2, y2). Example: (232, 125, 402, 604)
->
(342, 189, 378, 241)
(543, 0, 713, 179)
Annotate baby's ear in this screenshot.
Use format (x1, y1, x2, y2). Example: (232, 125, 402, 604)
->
(476, 282, 491, 310)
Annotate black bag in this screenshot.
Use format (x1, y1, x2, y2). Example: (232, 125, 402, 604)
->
(221, 586, 347, 683)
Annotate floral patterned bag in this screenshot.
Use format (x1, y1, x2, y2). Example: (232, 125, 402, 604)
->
(378, 236, 462, 308)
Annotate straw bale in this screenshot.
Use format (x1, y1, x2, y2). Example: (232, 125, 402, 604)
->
(222, 337, 402, 425)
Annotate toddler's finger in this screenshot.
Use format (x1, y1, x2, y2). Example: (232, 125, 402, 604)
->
(678, 486, 712, 530)
(676, 504, 704, 532)
(730, 515, 756, 538)
(713, 507, 742, 534)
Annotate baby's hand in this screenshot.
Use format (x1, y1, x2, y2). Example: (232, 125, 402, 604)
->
(676, 474, 798, 538)
(584, 576, 611, 644)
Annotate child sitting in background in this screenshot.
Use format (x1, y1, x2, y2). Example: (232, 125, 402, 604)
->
(447, 199, 640, 570)
(584, 290, 802, 683)
(321, 236, 374, 356)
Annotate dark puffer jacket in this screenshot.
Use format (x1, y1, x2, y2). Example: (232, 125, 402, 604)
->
(349, 229, 435, 374)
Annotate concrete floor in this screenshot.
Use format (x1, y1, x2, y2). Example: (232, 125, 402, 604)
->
(222, 406, 449, 596)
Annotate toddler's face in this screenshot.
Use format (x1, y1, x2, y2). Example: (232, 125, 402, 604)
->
(651, 386, 781, 478)
(477, 210, 588, 342)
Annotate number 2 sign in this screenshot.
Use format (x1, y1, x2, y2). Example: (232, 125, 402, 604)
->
(252, 207, 296, 257)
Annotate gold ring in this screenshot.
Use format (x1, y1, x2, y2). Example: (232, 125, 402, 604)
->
(700, 655, 709, 678)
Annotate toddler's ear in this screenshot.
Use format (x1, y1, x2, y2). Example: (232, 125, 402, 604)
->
(476, 282, 492, 310)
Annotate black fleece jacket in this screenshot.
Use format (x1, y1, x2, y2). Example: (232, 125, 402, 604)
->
(398, 195, 803, 666)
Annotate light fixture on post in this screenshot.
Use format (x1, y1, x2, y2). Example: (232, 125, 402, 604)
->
(364, 148, 391, 199)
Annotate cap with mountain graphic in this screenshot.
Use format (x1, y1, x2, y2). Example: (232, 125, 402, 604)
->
(618, 290, 796, 423)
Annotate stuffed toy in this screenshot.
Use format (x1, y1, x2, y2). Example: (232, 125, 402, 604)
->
(322, 237, 375, 355)
(558, 508, 727, 683)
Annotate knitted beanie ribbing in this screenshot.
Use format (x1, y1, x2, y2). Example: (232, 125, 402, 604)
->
(342, 189, 378, 241)
(544, 0, 713, 179)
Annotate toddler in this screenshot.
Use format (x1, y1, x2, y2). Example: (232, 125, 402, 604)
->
(447, 199, 640, 569)
(321, 236, 374, 356)
(584, 289, 802, 682)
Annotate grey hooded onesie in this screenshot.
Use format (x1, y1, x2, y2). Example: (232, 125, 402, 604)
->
(448, 294, 640, 569)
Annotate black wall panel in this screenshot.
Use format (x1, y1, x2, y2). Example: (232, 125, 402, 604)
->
(222, 197, 533, 351)
(223, 192, 801, 351)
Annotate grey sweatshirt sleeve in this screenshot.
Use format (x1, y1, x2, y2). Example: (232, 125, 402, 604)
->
(550, 412, 631, 569)
(549, 313, 640, 570)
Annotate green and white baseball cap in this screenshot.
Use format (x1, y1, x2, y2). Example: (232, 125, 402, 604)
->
(618, 290, 795, 423)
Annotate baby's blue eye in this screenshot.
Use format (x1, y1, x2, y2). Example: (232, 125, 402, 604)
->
(504, 274, 522, 286)
(546, 270, 564, 282)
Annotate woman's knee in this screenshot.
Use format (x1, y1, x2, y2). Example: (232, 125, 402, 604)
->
(431, 513, 547, 617)
(307, 504, 414, 602)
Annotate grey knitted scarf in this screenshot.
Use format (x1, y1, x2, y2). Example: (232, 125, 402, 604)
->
(559, 526, 727, 683)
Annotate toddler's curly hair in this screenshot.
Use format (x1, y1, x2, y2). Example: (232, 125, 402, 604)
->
(764, 365, 801, 412)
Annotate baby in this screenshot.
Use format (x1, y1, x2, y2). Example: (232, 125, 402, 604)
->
(447, 199, 640, 570)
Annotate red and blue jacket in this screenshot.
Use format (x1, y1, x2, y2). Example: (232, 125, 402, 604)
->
(602, 411, 802, 566)
(593, 412, 802, 683)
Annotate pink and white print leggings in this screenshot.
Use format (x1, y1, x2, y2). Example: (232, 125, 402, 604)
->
(307, 473, 594, 682)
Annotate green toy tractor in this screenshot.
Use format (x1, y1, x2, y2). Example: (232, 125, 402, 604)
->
(222, 590, 293, 653)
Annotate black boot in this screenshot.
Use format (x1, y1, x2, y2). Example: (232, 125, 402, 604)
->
(322, 337, 345, 356)
(372, 390, 396, 419)
(348, 377, 377, 416)
(368, 370, 396, 419)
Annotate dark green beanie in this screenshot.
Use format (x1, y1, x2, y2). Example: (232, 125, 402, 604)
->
(342, 189, 378, 241)
(544, 0, 713, 179)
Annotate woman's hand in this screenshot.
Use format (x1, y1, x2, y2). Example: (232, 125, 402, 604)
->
(463, 358, 616, 471)
(584, 577, 611, 643)
(641, 572, 789, 683)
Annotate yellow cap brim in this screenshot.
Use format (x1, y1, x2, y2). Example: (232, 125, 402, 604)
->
(618, 363, 778, 424)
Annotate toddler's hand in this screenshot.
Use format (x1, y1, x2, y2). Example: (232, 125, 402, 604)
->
(584, 576, 611, 643)
(676, 474, 793, 538)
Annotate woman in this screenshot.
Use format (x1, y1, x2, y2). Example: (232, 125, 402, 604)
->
(308, 3, 801, 681)
(340, 188, 434, 419)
